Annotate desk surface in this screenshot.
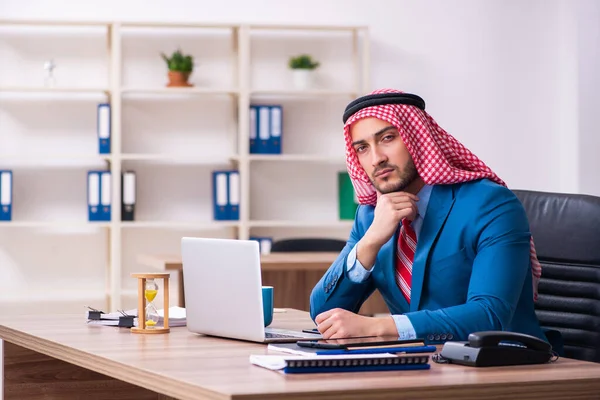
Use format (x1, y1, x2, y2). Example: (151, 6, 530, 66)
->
(137, 252, 339, 271)
(2, 310, 600, 400)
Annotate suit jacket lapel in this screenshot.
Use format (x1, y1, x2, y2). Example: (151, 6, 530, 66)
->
(409, 184, 456, 312)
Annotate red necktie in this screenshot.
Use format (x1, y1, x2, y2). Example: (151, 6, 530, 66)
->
(396, 218, 417, 303)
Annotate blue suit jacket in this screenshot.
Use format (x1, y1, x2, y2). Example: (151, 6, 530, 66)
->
(310, 179, 547, 344)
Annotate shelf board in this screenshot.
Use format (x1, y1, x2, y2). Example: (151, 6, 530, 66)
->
(0, 19, 109, 27)
(121, 87, 238, 96)
(121, 21, 238, 29)
(0, 154, 111, 168)
(0, 20, 365, 31)
(0, 154, 111, 161)
(249, 23, 366, 32)
(248, 220, 354, 228)
(0, 86, 109, 94)
(251, 89, 357, 97)
(0, 221, 111, 228)
(121, 153, 238, 164)
(1, 293, 107, 306)
(248, 154, 344, 163)
(120, 221, 240, 229)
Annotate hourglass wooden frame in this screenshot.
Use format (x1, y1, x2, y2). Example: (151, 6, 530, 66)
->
(131, 272, 170, 334)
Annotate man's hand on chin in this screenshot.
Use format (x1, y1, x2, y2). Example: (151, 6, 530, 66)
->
(315, 308, 398, 339)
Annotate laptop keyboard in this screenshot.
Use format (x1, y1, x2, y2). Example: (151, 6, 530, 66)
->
(265, 332, 301, 339)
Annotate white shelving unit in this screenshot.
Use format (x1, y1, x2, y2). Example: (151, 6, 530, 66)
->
(0, 19, 370, 312)
(0, 86, 110, 93)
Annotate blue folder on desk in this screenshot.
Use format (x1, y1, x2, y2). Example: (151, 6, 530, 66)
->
(315, 345, 436, 356)
(250, 353, 431, 374)
(267, 341, 436, 359)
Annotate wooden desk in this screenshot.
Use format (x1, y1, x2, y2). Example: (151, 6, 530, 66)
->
(3, 310, 600, 399)
(137, 253, 388, 315)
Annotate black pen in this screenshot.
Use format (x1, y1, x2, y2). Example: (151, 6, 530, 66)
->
(297, 341, 342, 349)
(301, 328, 320, 334)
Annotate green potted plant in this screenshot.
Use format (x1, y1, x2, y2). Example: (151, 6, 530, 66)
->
(288, 54, 320, 89)
(161, 48, 194, 87)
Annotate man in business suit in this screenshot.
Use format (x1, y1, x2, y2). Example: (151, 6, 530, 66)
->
(310, 88, 548, 344)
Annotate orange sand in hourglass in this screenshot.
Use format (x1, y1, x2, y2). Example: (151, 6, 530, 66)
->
(144, 288, 158, 327)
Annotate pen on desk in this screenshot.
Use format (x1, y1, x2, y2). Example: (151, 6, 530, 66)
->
(315, 345, 437, 356)
(299, 342, 341, 349)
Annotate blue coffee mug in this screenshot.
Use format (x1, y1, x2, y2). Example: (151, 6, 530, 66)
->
(262, 286, 274, 327)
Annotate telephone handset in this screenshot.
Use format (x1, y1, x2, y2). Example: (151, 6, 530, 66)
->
(438, 331, 554, 367)
(468, 331, 551, 352)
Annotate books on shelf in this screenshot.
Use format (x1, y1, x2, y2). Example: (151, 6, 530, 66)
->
(97, 103, 111, 155)
(338, 171, 359, 220)
(212, 170, 240, 220)
(121, 171, 136, 221)
(249, 104, 282, 154)
(0, 170, 12, 221)
(250, 353, 430, 374)
(88, 170, 111, 222)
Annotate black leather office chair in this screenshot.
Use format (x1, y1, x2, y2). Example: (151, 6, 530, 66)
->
(513, 189, 600, 363)
(271, 238, 346, 253)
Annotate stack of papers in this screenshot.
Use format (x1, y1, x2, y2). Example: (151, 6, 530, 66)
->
(85, 306, 187, 327)
(156, 306, 187, 327)
(86, 309, 137, 327)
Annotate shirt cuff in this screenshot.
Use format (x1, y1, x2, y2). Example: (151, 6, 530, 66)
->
(392, 315, 418, 340)
(346, 243, 374, 283)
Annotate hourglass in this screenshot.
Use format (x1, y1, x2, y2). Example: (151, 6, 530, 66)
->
(131, 273, 170, 334)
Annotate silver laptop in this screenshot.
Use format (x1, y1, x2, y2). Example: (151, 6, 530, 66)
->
(181, 236, 322, 343)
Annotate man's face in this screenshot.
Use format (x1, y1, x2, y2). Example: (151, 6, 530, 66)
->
(349, 117, 418, 194)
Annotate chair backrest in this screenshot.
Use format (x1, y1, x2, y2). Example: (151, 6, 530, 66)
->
(513, 189, 600, 363)
(270, 238, 346, 253)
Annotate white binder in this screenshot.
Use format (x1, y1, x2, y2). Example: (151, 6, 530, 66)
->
(228, 171, 240, 220)
(0, 170, 12, 221)
(97, 103, 111, 154)
(122, 171, 136, 221)
(100, 171, 111, 220)
(249, 106, 257, 153)
(258, 106, 271, 153)
(214, 172, 229, 220)
(88, 172, 100, 221)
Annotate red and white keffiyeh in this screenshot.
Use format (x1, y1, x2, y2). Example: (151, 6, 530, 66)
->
(343, 88, 541, 300)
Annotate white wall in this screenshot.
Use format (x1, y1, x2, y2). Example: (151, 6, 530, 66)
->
(0, 0, 597, 316)
(1, 0, 594, 192)
(575, 0, 600, 195)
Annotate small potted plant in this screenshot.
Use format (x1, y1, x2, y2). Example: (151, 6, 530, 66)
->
(161, 48, 194, 87)
(288, 54, 320, 90)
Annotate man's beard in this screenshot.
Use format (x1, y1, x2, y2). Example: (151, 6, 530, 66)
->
(370, 159, 418, 194)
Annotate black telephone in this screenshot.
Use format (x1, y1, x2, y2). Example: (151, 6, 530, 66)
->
(438, 331, 554, 367)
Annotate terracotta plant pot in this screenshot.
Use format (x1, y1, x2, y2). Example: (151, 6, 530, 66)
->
(167, 71, 193, 87)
